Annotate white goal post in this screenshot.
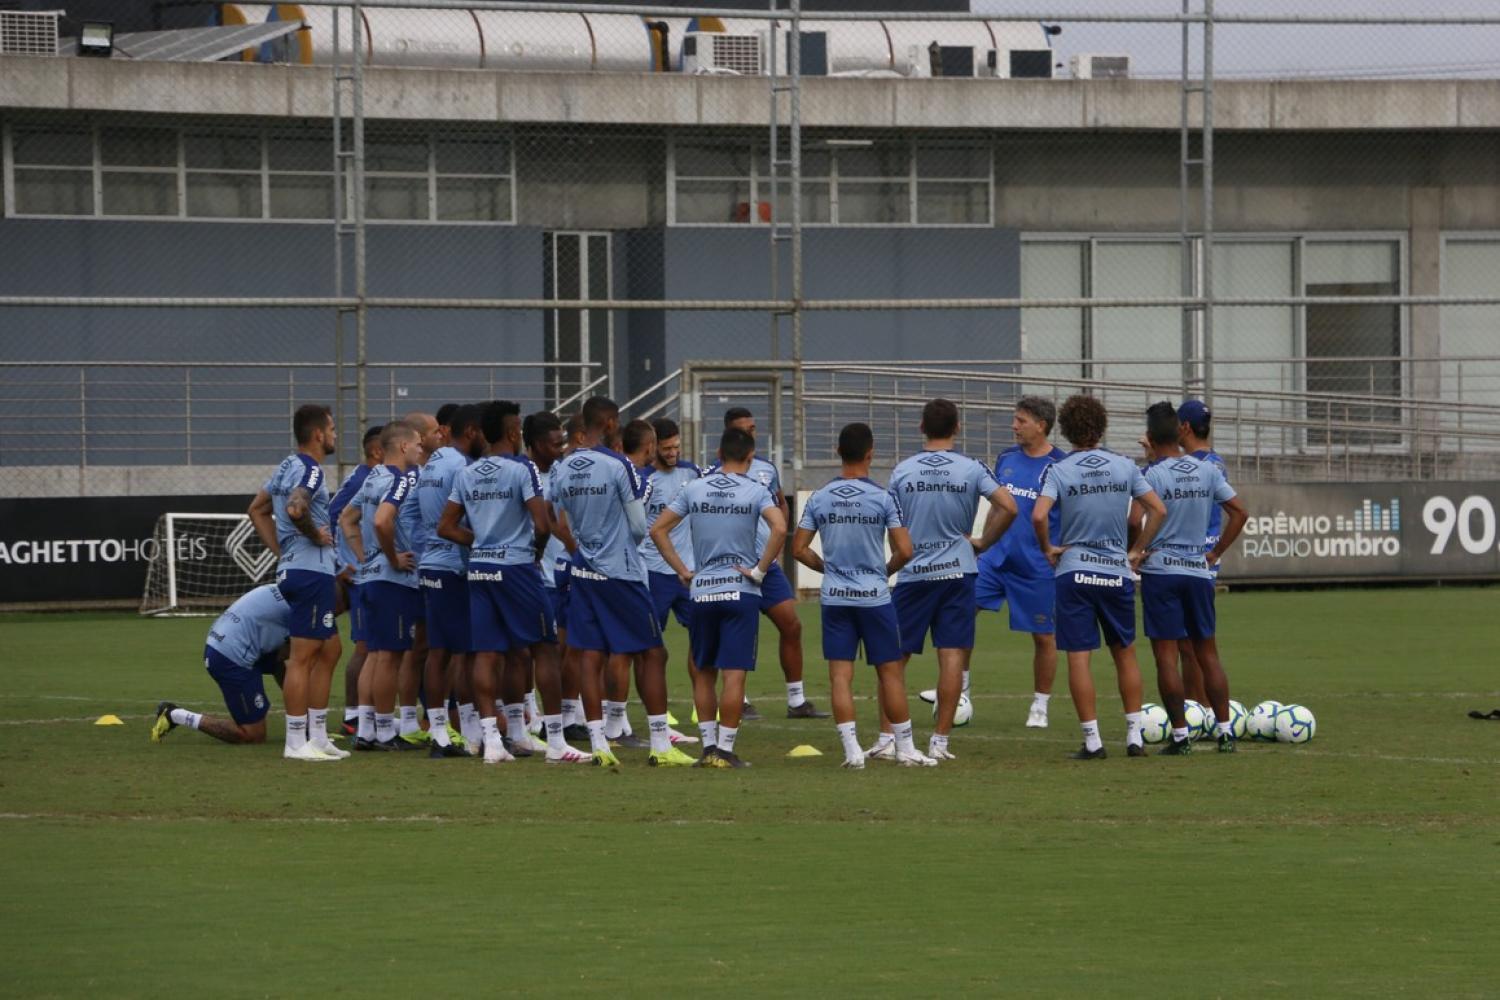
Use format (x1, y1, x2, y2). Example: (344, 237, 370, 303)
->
(139, 513, 278, 617)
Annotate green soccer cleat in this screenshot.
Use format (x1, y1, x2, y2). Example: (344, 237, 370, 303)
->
(648, 746, 698, 767)
(666, 710, 680, 726)
(591, 748, 621, 767)
(1217, 734, 1238, 754)
(1160, 737, 1193, 756)
(446, 725, 467, 748)
(400, 729, 431, 746)
(150, 701, 177, 743)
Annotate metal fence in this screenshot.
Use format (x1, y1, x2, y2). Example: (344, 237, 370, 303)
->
(3, 0, 1500, 498)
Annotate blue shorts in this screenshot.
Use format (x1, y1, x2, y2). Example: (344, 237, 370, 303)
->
(893, 575, 977, 654)
(566, 572, 663, 655)
(689, 593, 760, 670)
(1054, 571, 1136, 652)
(421, 570, 471, 652)
(649, 571, 693, 631)
(346, 582, 368, 643)
(550, 562, 572, 634)
(822, 603, 903, 666)
(1141, 573, 1217, 641)
(468, 563, 556, 653)
(277, 568, 337, 640)
(976, 563, 1056, 634)
(758, 561, 794, 612)
(204, 645, 273, 724)
(362, 580, 422, 652)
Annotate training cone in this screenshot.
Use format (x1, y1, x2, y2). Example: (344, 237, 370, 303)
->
(95, 714, 125, 726)
(786, 745, 823, 758)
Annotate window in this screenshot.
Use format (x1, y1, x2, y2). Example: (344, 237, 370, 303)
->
(916, 144, 990, 225)
(1441, 237, 1500, 422)
(1304, 240, 1402, 446)
(8, 124, 93, 215)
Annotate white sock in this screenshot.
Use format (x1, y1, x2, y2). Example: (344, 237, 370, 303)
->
(1125, 711, 1144, 748)
(375, 713, 396, 742)
(621, 709, 635, 736)
(480, 715, 500, 746)
(525, 690, 538, 719)
(398, 705, 419, 736)
(285, 714, 308, 751)
(1214, 721, 1232, 737)
(169, 708, 202, 729)
(458, 703, 481, 746)
(504, 703, 527, 743)
(1032, 692, 1051, 710)
(927, 732, 949, 758)
(893, 720, 917, 754)
(786, 681, 806, 708)
(1172, 726, 1190, 742)
(719, 725, 738, 753)
(494, 698, 506, 723)
(836, 721, 860, 759)
(586, 719, 608, 753)
(357, 705, 376, 741)
(545, 714, 565, 752)
(1081, 719, 1103, 752)
(603, 701, 627, 739)
(343, 707, 358, 723)
(562, 697, 584, 726)
(961, 670, 971, 696)
(427, 707, 451, 746)
(873, 731, 895, 748)
(699, 719, 719, 750)
(647, 713, 670, 753)
(307, 708, 328, 743)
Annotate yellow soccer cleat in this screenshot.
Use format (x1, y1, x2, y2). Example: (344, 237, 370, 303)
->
(647, 746, 698, 767)
(591, 747, 621, 767)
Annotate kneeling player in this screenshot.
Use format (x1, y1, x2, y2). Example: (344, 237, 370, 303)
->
(149, 584, 336, 753)
(649, 426, 786, 768)
(1137, 402, 1248, 754)
(793, 423, 932, 768)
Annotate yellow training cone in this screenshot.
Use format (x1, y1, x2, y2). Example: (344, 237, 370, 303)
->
(95, 714, 125, 726)
(785, 744, 823, 758)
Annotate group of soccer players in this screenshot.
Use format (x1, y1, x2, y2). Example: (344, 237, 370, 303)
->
(151, 387, 1248, 767)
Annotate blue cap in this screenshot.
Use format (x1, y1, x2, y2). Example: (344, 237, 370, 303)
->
(1177, 398, 1210, 425)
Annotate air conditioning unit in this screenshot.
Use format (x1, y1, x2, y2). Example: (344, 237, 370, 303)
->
(1006, 49, 1055, 79)
(1, 9, 62, 56)
(761, 29, 829, 77)
(927, 43, 978, 78)
(1070, 53, 1131, 80)
(682, 32, 762, 75)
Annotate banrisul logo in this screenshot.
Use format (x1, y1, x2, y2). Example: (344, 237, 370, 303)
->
(707, 476, 738, 491)
(1242, 495, 1401, 561)
(917, 454, 952, 469)
(1078, 454, 1108, 470)
(830, 483, 864, 501)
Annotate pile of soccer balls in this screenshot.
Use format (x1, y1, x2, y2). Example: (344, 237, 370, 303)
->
(1139, 699, 1317, 744)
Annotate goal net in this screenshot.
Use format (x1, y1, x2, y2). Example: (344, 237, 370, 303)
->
(140, 513, 277, 616)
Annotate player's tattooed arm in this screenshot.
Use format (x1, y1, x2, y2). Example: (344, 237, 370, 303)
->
(791, 527, 824, 575)
(247, 489, 279, 557)
(287, 486, 332, 547)
(339, 502, 365, 564)
(886, 526, 914, 576)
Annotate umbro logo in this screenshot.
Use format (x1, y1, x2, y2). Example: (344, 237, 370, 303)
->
(917, 454, 952, 468)
(1170, 460, 1198, 474)
(708, 476, 738, 490)
(1078, 455, 1109, 469)
(568, 455, 593, 470)
(830, 484, 864, 500)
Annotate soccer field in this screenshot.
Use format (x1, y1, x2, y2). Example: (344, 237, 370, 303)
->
(2, 587, 1496, 997)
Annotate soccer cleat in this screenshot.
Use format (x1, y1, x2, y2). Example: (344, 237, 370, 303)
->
(786, 701, 830, 719)
(1126, 743, 1149, 758)
(150, 701, 178, 743)
(896, 747, 939, 768)
(648, 746, 699, 767)
(429, 741, 467, 758)
(841, 755, 866, 770)
(341, 718, 358, 737)
(918, 688, 938, 705)
(1160, 737, 1193, 756)
(1025, 707, 1049, 729)
(483, 737, 516, 764)
(608, 732, 648, 750)
(667, 727, 699, 746)
(591, 747, 621, 767)
(526, 717, 544, 737)
(503, 736, 533, 758)
(927, 739, 956, 761)
(307, 738, 351, 759)
(1217, 734, 1237, 754)
(373, 738, 404, 752)
(545, 745, 592, 765)
(864, 738, 897, 761)
(740, 700, 762, 722)
(284, 743, 341, 762)
(563, 723, 591, 743)
(1068, 744, 1108, 760)
(399, 729, 431, 746)
(445, 725, 467, 748)
(392, 734, 425, 751)
(714, 749, 751, 768)
(353, 737, 380, 752)
(694, 748, 728, 769)
(665, 710, 680, 726)
(515, 732, 550, 755)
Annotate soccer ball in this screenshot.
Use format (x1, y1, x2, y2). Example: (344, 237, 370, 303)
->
(1183, 700, 1208, 740)
(1140, 703, 1172, 744)
(1248, 700, 1283, 741)
(1226, 699, 1249, 740)
(1273, 703, 1317, 744)
(1198, 704, 1218, 741)
(931, 692, 973, 728)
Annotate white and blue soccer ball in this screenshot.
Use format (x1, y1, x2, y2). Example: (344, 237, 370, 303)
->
(1226, 699, 1249, 740)
(1273, 703, 1317, 744)
(932, 692, 973, 728)
(1183, 700, 1208, 740)
(1248, 700, 1283, 741)
(1140, 703, 1172, 744)
(1198, 704, 1218, 741)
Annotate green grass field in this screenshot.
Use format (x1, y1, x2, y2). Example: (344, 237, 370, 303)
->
(2, 588, 1497, 997)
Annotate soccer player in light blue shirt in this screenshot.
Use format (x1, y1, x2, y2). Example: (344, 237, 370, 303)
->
(554, 397, 691, 767)
(972, 397, 1069, 730)
(1174, 397, 1228, 706)
(150, 583, 290, 747)
(1033, 394, 1166, 760)
(641, 417, 701, 637)
(327, 425, 383, 735)
(246, 403, 343, 761)
(390, 411, 440, 746)
(651, 426, 785, 768)
(792, 422, 929, 769)
(1139, 401, 1248, 754)
(881, 398, 1017, 762)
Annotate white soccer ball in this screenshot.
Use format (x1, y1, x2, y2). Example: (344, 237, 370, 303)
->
(1140, 703, 1172, 744)
(1248, 700, 1282, 741)
(1273, 703, 1316, 744)
(1198, 704, 1218, 741)
(932, 692, 973, 728)
(1226, 699, 1249, 740)
(1183, 700, 1208, 740)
